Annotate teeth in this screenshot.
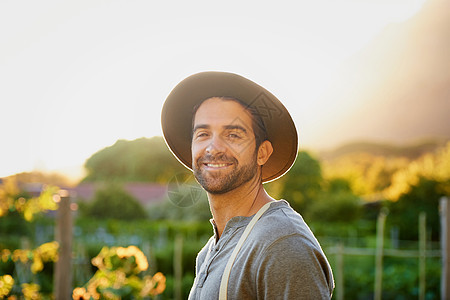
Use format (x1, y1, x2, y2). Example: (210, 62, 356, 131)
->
(207, 163, 228, 168)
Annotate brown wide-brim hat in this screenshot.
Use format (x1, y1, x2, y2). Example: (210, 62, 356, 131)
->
(161, 71, 298, 183)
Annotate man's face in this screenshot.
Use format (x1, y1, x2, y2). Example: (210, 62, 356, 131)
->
(191, 98, 259, 194)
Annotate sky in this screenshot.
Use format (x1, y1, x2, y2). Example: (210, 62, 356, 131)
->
(0, 0, 427, 179)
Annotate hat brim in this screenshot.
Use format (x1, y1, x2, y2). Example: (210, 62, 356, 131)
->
(161, 71, 298, 183)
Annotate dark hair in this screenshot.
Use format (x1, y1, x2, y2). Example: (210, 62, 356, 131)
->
(192, 97, 269, 149)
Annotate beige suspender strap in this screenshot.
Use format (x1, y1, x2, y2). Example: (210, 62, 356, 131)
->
(218, 202, 272, 300)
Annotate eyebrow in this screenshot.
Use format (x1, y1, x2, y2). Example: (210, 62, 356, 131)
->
(192, 124, 248, 134)
(223, 125, 248, 133)
(192, 124, 210, 134)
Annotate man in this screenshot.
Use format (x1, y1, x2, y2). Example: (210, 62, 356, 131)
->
(161, 71, 334, 299)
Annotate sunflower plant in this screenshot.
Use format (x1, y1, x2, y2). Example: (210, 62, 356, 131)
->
(73, 245, 165, 300)
(0, 241, 59, 299)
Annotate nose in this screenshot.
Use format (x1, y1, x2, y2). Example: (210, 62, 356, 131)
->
(206, 135, 226, 155)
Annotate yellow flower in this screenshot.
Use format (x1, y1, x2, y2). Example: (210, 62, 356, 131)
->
(115, 246, 127, 258)
(1, 274, 14, 285)
(91, 255, 104, 269)
(1, 249, 11, 262)
(21, 283, 41, 300)
(0, 275, 14, 298)
(12, 249, 29, 263)
(115, 245, 149, 272)
(80, 245, 165, 299)
(34, 241, 59, 262)
(86, 277, 104, 300)
(109, 270, 125, 289)
(140, 272, 166, 297)
(73, 287, 95, 300)
(151, 272, 166, 295)
(31, 257, 43, 274)
(133, 250, 149, 272)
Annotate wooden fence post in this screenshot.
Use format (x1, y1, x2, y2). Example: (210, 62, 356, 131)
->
(374, 209, 387, 300)
(174, 234, 183, 300)
(419, 212, 426, 300)
(54, 190, 73, 300)
(336, 243, 344, 300)
(441, 197, 450, 300)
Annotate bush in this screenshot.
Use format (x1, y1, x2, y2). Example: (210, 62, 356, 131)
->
(147, 196, 211, 222)
(307, 191, 362, 223)
(84, 184, 147, 220)
(387, 177, 444, 241)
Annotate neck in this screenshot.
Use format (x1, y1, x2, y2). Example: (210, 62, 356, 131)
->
(208, 176, 274, 238)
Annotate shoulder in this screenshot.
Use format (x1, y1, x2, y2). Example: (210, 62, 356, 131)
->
(250, 200, 320, 250)
(252, 200, 330, 269)
(254, 233, 335, 298)
(249, 201, 335, 297)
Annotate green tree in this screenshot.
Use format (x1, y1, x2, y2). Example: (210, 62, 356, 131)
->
(387, 177, 444, 241)
(147, 196, 211, 222)
(83, 137, 186, 183)
(384, 141, 450, 200)
(85, 184, 147, 220)
(278, 151, 323, 213)
(306, 178, 362, 223)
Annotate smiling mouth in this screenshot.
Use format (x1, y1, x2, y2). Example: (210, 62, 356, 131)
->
(203, 163, 232, 168)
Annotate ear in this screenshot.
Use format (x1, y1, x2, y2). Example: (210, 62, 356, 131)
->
(257, 140, 273, 166)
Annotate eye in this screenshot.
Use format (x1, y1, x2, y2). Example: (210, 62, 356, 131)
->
(194, 131, 209, 139)
(226, 132, 242, 140)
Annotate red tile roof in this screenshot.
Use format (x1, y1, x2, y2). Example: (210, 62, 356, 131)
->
(71, 182, 167, 206)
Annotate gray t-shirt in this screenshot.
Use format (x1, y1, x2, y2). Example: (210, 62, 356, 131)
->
(188, 200, 334, 299)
